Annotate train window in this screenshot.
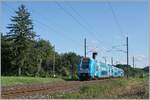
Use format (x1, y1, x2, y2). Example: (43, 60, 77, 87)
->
(82, 58, 90, 63)
(82, 58, 90, 69)
(101, 71, 107, 75)
(114, 72, 117, 75)
(96, 66, 100, 71)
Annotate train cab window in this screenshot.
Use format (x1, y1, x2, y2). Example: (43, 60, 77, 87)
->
(82, 58, 90, 69)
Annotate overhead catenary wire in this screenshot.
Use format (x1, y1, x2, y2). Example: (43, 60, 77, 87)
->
(4, 3, 127, 59)
(66, 2, 127, 55)
(29, 2, 107, 55)
(55, 2, 128, 65)
(55, 2, 88, 34)
(111, 44, 126, 49)
(26, 5, 83, 47)
(106, 1, 128, 57)
(70, 2, 114, 55)
(106, 44, 126, 52)
(33, 19, 82, 47)
(63, 2, 127, 57)
(55, 2, 105, 48)
(106, 1, 129, 67)
(67, 3, 96, 35)
(107, 2, 125, 38)
(66, 3, 110, 53)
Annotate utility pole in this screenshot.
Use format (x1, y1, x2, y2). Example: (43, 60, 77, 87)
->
(111, 57, 113, 66)
(84, 38, 86, 57)
(126, 36, 129, 78)
(53, 45, 55, 77)
(133, 56, 135, 68)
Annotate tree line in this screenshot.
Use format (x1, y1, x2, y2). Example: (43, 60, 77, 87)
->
(1, 4, 80, 78)
(115, 64, 149, 77)
(1, 4, 148, 79)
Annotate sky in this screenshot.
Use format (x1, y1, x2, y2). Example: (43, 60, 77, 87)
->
(1, 1, 149, 68)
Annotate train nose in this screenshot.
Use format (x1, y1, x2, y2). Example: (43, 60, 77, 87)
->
(79, 73, 90, 81)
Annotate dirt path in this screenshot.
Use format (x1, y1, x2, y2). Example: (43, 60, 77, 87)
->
(2, 79, 111, 99)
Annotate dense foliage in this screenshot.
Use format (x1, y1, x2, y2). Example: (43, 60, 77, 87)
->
(115, 64, 149, 77)
(142, 66, 149, 73)
(1, 4, 80, 78)
(1, 4, 148, 79)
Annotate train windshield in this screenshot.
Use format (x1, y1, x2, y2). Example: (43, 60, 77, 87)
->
(82, 58, 90, 69)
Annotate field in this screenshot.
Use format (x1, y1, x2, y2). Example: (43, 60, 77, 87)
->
(52, 77, 149, 99)
(1, 76, 64, 86)
(1, 76, 149, 99)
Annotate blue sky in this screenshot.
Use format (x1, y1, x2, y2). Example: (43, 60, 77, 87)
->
(1, 1, 149, 68)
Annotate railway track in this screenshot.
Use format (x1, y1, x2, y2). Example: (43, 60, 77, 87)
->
(1, 79, 113, 99)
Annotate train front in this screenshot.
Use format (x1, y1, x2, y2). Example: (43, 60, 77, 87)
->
(78, 57, 91, 80)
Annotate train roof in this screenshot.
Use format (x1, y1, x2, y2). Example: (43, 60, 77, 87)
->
(81, 58, 124, 71)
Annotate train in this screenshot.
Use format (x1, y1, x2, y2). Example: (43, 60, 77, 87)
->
(77, 52, 124, 80)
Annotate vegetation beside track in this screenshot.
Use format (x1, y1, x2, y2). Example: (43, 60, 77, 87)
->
(2, 4, 149, 80)
(52, 76, 149, 99)
(1, 76, 64, 86)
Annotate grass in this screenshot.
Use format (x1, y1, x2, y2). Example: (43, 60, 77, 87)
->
(1, 76, 64, 86)
(1, 75, 149, 99)
(53, 76, 149, 99)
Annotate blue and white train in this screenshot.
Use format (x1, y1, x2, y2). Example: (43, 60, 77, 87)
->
(77, 52, 124, 80)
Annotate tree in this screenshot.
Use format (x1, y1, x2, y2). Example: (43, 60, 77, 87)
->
(142, 66, 149, 73)
(34, 39, 54, 77)
(60, 52, 80, 79)
(1, 33, 15, 75)
(6, 4, 36, 76)
(115, 64, 145, 77)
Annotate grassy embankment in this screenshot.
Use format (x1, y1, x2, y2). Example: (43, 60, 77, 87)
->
(53, 76, 149, 99)
(1, 76, 64, 86)
(1, 75, 149, 99)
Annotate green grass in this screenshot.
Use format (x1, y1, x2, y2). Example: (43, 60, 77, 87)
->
(53, 77, 149, 99)
(1, 76, 149, 99)
(1, 76, 64, 86)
